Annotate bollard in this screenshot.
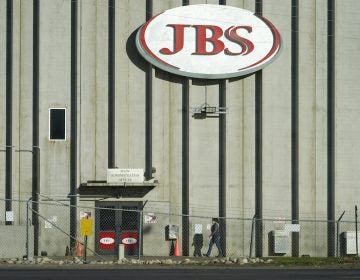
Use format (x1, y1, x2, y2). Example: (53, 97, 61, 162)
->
(117, 244, 125, 261)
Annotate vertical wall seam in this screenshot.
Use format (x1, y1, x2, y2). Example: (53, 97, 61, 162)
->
(5, 0, 13, 225)
(32, 0, 40, 256)
(291, 0, 300, 257)
(108, 0, 115, 168)
(79, 0, 82, 183)
(255, 0, 263, 259)
(219, 79, 227, 257)
(70, 0, 78, 252)
(327, 0, 336, 257)
(145, 0, 153, 181)
(219, 0, 227, 258)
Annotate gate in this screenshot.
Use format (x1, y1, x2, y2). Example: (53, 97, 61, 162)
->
(95, 201, 141, 256)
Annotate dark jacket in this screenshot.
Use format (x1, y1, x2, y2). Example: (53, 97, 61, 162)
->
(210, 222, 220, 238)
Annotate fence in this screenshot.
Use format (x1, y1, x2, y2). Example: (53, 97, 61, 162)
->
(0, 198, 359, 260)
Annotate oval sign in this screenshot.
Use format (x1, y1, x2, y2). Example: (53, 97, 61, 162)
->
(100, 237, 115, 245)
(136, 4, 282, 79)
(122, 237, 138, 245)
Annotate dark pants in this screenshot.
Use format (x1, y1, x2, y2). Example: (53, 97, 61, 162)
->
(206, 236, 223, 257)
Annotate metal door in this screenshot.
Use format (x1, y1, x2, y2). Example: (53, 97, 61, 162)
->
(95, 201, 141, 256)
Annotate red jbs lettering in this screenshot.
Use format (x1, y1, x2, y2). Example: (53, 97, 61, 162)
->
(159, 24, 254, 56)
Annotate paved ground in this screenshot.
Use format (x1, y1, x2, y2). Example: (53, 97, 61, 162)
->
(0, 268, 359, 280)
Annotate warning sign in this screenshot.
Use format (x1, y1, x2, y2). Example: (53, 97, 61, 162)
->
(80, 218, 93, 236)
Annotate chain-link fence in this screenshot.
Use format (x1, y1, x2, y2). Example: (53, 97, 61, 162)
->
(0, 198, 359, 260)
(0, 198, 33, 259)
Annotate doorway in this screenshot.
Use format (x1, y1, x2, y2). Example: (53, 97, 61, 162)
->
(95, 201, 141, 256)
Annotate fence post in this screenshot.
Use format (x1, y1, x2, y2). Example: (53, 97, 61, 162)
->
(26, 197, 33, 260)
(336, 210, 345, 257)
(139, 200, 147, 260)
(249, 214, 256, 258)
(356, 206, 358, 256)
(139, 209, 143, 260)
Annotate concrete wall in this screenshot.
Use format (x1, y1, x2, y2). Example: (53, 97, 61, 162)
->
(0, 225, 34, 258)
(0, 0, 360, 257)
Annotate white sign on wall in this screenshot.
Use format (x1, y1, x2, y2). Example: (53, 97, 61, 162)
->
(107, 168, 144, 184)
(284, 224, 301, 233)
(136, 4, 282, 79)
(194, 224, 203, 234)
(144, 213, 157, 224)
(5, 211, 14, 222)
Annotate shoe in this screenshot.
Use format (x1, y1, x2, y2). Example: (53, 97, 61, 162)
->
(216, 255, 223, 258)
(202, 254, 209, 257)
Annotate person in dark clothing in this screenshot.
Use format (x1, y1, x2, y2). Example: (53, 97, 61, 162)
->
(192, 233, 203, 257)
(203, 218, 223, 257)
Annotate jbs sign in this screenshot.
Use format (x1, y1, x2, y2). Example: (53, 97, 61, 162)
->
(159, 25, 254, 56)
(136, 5, 282, 79)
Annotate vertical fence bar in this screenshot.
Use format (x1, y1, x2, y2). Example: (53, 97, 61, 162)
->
(356, 206, 358, 256)
(336, 211, 345, 257)
(26, 198, 32, 259)
(249, 214, 256, 258)
(139, 209, 143, 260)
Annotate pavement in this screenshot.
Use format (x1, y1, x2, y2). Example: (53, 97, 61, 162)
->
(1, 267, 360, 280)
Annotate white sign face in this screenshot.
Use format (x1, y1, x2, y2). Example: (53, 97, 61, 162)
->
(144, 213, 157, 224)
(80, 211, 92, 220)
(45, 221, 52, 229)
(107, 168, 144, 184)
(194, 224, 203, 234)
(5, 211, 14, 222)
(136, 4, 282, 79)
(122, 237, 138, 245)
(284, 224, 301, 233)
(100, 237, 115, 245)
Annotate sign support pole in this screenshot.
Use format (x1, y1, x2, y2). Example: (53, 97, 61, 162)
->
(84, 236, 88, 263)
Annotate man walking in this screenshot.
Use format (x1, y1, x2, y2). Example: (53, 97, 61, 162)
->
(203, 218, 223, 257)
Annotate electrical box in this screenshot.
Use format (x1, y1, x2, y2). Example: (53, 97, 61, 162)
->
(268, 230, 289, 256)
(165, 225, 179, 241)
(340, 231, 360, 256)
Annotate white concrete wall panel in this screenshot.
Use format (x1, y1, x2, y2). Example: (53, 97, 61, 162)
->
(189, 82, 219, 217)
(38, 0, 72, 255)
(79, 0, 98, 182)
(335, 0, 360, 218)
(39, 0, 71, 197)
(94, 0, 109, 180)
(262, 0, 292, 219)
(17, 0, 33, 199)
(298, 0, 318, 257)
(314, 0, 328, 219)
(314, 0, 328, 256)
